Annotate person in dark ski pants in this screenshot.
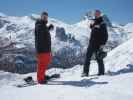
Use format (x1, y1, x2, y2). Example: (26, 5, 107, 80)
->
(82, 10, 108, 77)
(35, 11, 54, 84)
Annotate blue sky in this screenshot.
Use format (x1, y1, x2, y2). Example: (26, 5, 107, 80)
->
(0, 0, 133, 24)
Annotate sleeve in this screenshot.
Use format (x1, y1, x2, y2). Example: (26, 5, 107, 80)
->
(35, 21, 43, 34)
(100, 23, 108, 45)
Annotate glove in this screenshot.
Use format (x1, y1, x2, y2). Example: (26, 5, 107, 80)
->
(48, 24, 54, 31)
(90, 23, 94, 29)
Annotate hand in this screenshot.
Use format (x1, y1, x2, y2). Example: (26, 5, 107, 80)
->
(90, 20, 94, 28)
(100, 45, 105, 50)
(49, 24, 54, 31)
(90, 23, 94, 29)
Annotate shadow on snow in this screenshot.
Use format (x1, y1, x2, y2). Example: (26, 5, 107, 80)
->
(107, 64, 133, 76)
(48, 77, 108, 87)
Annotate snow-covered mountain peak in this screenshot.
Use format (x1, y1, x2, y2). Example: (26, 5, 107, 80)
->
(0, 12, 7, 17)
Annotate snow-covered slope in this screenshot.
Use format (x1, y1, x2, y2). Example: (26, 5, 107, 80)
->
(105, 37, 133, 72)
(0, 35, 133, 100)
(0, 66, 133, 100)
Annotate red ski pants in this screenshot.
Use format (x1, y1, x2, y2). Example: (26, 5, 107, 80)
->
(37, 53, 51, 83)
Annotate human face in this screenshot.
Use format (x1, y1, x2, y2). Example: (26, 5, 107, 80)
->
(41, 14, 48, 21)
(95, 11, 101, 18)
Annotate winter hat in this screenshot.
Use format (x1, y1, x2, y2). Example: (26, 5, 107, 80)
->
(95, 10, 101, 14)
(41, 11, 48, 16)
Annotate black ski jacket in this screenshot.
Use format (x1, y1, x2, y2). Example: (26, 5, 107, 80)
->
(89, 17, 108, 48)
(35, 19, 51, 53)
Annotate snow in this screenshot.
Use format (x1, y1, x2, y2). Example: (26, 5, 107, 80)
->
(1, 36, 133, 100)
(124, 23, 133, 34)
(0, 12, 133, 100)
(1, 13, 132, 51)
(105, 37, 133, 72)
(0, 12, 6, 17)
(0, 65, 133, 100)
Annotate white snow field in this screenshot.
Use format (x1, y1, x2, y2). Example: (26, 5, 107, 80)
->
(0, 37, 133, 100)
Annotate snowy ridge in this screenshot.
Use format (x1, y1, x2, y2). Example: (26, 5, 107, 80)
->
(0, 13, 133, 50)
(105, 37, 133, 72)
(0, 12, 6, 17)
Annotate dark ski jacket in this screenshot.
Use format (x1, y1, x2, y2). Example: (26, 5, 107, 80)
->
(89, 17, 108, 49)
(35, 19, 51, 53)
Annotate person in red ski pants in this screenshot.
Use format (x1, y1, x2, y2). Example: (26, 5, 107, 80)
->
(37, 53, 51, 83)
(35, 11, 54, 84)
